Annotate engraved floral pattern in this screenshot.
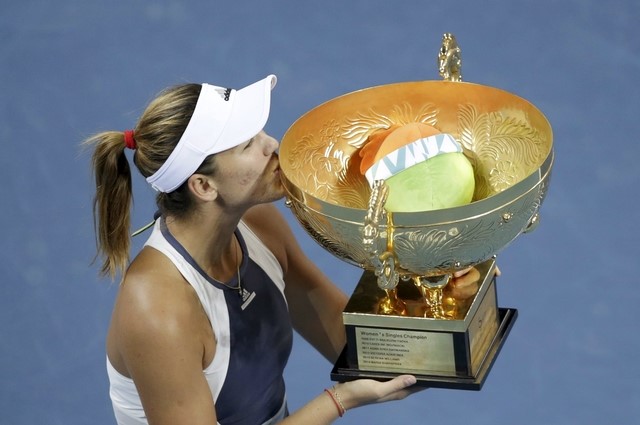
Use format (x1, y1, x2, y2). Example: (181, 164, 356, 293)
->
(281, 83, 553, 280)
(343, 103, 439, 150)
(490, 160, 520, 192)
(458, 104, 547, 198)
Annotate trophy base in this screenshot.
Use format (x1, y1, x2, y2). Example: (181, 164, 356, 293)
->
(331, 307, 517, 390)
(331, 259, 516, 390)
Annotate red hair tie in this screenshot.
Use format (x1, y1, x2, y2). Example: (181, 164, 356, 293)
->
(123, 130, 137, 150)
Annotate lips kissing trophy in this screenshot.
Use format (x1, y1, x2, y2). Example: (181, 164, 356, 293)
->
(279, 34, 553, 389)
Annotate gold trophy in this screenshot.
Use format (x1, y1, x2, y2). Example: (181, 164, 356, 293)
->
(279, 34, 553, 390)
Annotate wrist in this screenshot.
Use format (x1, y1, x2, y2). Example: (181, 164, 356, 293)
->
(324, 386, 346, 417)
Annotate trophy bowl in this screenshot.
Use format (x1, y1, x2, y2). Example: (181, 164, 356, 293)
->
(279, 36, 553, 388)
(279, 80, 553, 280)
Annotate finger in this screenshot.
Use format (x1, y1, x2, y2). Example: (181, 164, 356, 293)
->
(375, 376, 422, 402)
(453, 267, 473, 278)
(379, 375, 417, 395)
(452, 267, 480, 286)
(448, 280, 479, 299)
(377, 388, 419, 402)
(376, 375, 417, 403)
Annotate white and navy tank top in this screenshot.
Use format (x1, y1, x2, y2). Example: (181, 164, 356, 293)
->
(107, 218, 293, 425)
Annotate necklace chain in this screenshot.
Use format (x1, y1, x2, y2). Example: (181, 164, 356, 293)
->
(160, 217, 243, 297)
(229, 235, 243, 297)
(235, 237, 242, 297)
(209, 235, 242, 297)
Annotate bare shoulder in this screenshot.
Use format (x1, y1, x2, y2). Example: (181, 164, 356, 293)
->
(108, 247, 218, 423)
(117, 247, 198, 322)
(107, 246, 208, 374)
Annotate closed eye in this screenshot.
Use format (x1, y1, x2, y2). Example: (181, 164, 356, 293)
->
(243, 138, 254, 150)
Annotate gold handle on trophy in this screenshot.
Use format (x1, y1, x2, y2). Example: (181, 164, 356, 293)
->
(363, 180, 399, 292)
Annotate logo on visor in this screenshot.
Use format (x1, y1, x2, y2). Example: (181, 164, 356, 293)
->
(223, 88, 231, 101)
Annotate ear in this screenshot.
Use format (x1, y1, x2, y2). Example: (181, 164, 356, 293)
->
(187, 173, 218, 202)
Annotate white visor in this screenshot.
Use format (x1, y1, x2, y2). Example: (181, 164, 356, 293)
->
(146, 74, 277, 193)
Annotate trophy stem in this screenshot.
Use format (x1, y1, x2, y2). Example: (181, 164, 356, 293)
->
(414, 274, 451, 319)
(378, 288, 407, 316)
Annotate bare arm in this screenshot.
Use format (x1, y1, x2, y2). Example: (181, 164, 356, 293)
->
(109, 251, 218, 425)
(242, 204, 420, 423)
(283, 253, 348, 363)
(279, 375, 418, 424)
(244, 203, 348, 362)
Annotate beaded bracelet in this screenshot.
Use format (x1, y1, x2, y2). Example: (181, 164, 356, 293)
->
(324, 387, 346, 417)
(331, 386, 346, 414)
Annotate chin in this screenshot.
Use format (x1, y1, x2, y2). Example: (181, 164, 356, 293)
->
(270, 186, 286, 202)
(258, 181, 286, 204)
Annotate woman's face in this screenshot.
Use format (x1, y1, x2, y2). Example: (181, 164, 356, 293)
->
(212, 131, 285, 208)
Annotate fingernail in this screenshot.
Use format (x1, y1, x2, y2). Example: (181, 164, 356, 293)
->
(405, 376, 417, 386)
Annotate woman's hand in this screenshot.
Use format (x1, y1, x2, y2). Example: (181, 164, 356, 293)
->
(447, 264, 501, 299)
(447, 267, 481, 299)
(282, 375, 421, 424)
(333, 375, 419, 411)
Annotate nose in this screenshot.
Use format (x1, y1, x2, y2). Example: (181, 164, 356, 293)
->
(260, 131, 279, 155)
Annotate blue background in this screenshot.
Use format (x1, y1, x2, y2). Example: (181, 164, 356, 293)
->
(1, 1, 638, 424)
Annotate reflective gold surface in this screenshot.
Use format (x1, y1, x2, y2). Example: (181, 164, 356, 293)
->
(438, 33, 463, 82)
(280, 78, 553, 280)
(346, 258, 496, 323)
(341, 260, 501, 378)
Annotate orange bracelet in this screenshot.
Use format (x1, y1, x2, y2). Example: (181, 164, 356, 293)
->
(324, 388, 345, 417)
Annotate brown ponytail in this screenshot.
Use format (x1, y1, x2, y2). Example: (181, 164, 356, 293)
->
(86, 131, 133, 278)
(86, 83, 218, 279)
